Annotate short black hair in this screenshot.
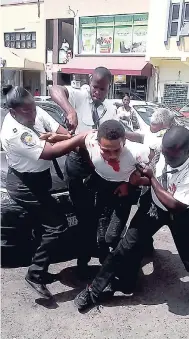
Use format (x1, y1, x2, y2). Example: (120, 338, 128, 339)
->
(97, 119, 125, 142)
(163, 125, 189, 150)
(4, 86, 31, 109)
(123, 93, 130, 99)
(93, 67, 112, 83)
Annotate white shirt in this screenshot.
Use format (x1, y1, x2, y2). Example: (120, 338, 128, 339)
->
(85, 131, 150, 182)
(66, 86, 116, 133)
(115, 106, 134, 131)
(151, 154, 189, 210)
(0, 106, 59, 173)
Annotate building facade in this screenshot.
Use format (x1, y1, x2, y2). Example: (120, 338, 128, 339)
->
(45, 0, 152, 100)
(146, 0, 189, 108)
(0, 0, 46, 95)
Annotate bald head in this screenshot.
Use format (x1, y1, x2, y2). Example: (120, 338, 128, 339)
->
(162, 126, 189, 168)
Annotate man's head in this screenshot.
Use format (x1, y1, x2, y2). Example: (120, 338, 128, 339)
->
(122, 94, 130, 108)
(162, 126, 189, 168)
(150, 108, 175, 133)
(90, 67, 112, 104)
(5, 86, 36, 127)
(97, 120, 126, 162)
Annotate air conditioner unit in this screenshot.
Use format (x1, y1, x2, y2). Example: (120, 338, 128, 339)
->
(71, 80, 81, 89)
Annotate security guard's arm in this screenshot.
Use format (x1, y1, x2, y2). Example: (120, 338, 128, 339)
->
(40, 132, 87, 160)
(141, 167, 188, 211)
(49, 85, 78, 133)
(125, 131, 144, 144)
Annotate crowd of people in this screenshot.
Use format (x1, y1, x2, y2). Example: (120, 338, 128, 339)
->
(1, 67, 188, 312)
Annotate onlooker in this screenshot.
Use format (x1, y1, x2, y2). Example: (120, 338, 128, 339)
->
(115, 94, 140, 131)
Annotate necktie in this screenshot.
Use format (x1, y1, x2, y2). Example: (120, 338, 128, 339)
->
(161, 164, 178, 190)
(92, 103, 100, 129)
(31, 127, 64, 181)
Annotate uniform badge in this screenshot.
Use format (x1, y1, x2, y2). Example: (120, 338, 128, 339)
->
(13, 128, 17, 133)
(20, 132, 36, 146)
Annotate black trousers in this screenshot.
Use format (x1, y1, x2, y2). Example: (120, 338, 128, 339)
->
(64, 151, 96, 264)
(6, 168, 68, 282)
(87, 173, 140, 263)
(90, 191, 189, 297)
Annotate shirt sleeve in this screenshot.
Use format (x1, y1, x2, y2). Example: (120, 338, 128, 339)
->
(85, 131, 97, 158)
(37, 106, 59, 132)
(65, 86, 83, 110)
(9, 130, 46, 161)
(173, 175, 189, 206)
(136, 144, 151, 164)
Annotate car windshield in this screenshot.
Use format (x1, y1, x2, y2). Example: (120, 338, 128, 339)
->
(132, 105, 157, 125)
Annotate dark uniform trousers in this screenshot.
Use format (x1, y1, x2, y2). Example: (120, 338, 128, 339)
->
(64, 150, 97, 264)
(90, 190, 189, 297)
(6, 168, 68, 283)
(86, 173, 141, 263)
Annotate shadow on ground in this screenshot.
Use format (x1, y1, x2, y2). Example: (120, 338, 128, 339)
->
(103, 249, 189, 317)
(35, 250, 189, 316)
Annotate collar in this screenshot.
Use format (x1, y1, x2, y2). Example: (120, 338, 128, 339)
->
(167, 157, 189, 172)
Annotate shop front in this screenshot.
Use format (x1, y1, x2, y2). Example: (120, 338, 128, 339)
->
(60, 55, 153, 99)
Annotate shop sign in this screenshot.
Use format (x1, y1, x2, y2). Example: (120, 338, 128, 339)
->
(114, 75, 126, 83)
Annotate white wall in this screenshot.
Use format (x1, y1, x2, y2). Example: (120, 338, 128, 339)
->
(44, 0, 150, 19)
(157, 60, 189, 100)
(146, 0, 189, 60)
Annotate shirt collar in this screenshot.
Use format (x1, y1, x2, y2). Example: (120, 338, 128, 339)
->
(167, 156, 189, 172)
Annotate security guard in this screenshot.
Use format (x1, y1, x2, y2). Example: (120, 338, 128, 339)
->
(50, 67, 116, 276)
(1, 86, 88, 300)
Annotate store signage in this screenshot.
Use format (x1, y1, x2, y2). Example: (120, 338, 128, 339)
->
(114, 75, 126, 83)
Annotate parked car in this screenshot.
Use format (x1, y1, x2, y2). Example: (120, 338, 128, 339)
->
(0, 100, 82, 268)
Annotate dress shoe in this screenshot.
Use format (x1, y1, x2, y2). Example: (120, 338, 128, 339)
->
(25, 275, 53, 299)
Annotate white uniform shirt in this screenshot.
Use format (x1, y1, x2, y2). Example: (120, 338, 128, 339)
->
(85, 131, 150, 182)
(151, 153, 189, 211)
(0, 106, 59, 173)
(66, 86, 116, 133)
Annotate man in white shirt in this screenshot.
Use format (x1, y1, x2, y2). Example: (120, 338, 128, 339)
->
(84, 120, 150, 262)
(1, 86, 88, 300)
(50, 67, 116, 276)
(74, 125, 189, 311)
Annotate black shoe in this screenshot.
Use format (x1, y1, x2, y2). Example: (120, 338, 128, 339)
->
(25, 275, 53, 300)
(74, 285, 97, 311)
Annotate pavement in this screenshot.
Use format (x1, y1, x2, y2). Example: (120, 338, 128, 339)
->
(1, 215, 189, 339)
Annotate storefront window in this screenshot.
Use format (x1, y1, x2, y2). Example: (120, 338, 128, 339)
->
(79, 13, 148, 54)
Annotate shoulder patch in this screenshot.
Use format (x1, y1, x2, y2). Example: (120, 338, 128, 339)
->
(20, 132, 36, 147)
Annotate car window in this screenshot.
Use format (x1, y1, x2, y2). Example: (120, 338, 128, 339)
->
(132, 105, 157, 125)
(36, 102, 68, 128)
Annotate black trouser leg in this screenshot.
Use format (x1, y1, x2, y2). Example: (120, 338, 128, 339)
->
(7, 170, 68, 282)
(169, 210, 189, 273)
(91, 192, 169, 297)
(64, 152, 96, 265)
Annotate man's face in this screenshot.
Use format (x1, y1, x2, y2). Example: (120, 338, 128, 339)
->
(150, 122, 164, 133)
(123, 96, 130, 108)
(162, 145, 189, 168)
(90, 74, 110, 103)
(99, 137, 125, 162)
(11, 97, 36, 127)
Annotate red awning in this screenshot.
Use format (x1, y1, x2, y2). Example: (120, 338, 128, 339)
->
(61, 56, 152, 77)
